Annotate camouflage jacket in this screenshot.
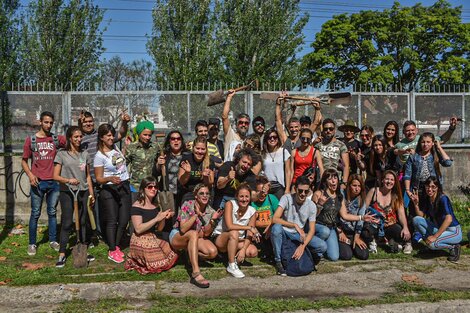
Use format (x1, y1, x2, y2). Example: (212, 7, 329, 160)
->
(125, 141, 159, 189)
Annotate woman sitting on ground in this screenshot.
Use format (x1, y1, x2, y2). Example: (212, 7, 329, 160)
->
(125, 176, 177, 274)
(214, 183, 260, 278)
(411, 176, 462, 262)
(169, 183, 223, 288)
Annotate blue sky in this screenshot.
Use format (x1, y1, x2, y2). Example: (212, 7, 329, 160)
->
(20, 0, 470, 63)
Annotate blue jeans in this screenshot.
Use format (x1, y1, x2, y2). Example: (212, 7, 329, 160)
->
(29, 180, 60, 244)
(315, 223, 339, 261)
(413, 216, 462, 250)
(271, 223, 327, 262)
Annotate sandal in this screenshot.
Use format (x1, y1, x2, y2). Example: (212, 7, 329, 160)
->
(190, 272, 210, 288)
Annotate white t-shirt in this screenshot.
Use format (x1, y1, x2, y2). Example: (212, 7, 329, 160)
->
(224, 127, 242, 161)
(262, 148, 291, 187)
(93, 148, 129, 184)
(213, 200, 256, 238)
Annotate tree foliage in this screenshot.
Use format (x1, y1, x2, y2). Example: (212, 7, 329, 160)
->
(0, 0, 20, 89)
(19, 0, 105, 89)
(302, 0, 470, 91)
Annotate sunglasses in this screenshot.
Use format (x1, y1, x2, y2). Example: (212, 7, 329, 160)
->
(297, 188, 309, 195)
(268, 135, 278, 140)
(170, 136, 182, 141)
(145, 185, 157, 190)
(254, 122, 264, 127)
(360, 134, 370, 138)
(238, 121, 249, 126)
(197, 191, 210, 196)
(300, 136, 311, 142)
(324, 127, 335, 132)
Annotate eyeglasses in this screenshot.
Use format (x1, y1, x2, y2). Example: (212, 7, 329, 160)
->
(297, 188, 310, 195)
(146, 185, 157, 190)
(238, 121, 249, 126)
(425, 185, 438, 190)
(300, 136, 311, 142)
(268, 135, 278, 140)
(324, 127, 335, 132)
(254, 122, 264, 127)
(197, 191, 210, 196)
(170, 136, 182, 141)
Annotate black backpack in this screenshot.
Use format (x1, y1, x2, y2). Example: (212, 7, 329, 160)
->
(30, 134, 60, 160)
(281, 237, 315, 277)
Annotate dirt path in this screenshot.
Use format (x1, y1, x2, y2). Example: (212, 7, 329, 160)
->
(0, 256, 469, 312)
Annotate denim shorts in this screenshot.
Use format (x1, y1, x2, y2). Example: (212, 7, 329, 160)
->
(169, 228, 180, 244)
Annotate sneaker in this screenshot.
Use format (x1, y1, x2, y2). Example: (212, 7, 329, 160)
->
(403, 242, 413, 254)
(27, 244, 37, 256)
(412, 232, 423, 244)
(87, 254, 96, 262)
(50, 241, 60, 252)
(369, 239, 378, 254)
(108, 250, 124, 263)
(447, 244, 461, 263)
(275, 261, 286, 276)
(115, 246, 125, 258)
(55, 256, 67, 268)
(226, 263, 245, 278)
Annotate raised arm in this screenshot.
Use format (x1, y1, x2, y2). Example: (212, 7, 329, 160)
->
(222, 90, 235, 135)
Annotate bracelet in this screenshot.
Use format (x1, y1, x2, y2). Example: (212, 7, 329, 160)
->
(358, 215, 363, 221)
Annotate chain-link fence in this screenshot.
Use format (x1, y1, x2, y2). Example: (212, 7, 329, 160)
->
(1, 90, 469, 152)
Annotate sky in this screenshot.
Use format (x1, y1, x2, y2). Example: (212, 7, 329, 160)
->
(20, 0, 470, 63)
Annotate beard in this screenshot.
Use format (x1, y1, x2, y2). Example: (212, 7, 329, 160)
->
(238, 128, 248, 137)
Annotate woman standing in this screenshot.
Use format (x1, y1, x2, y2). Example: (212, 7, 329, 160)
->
(214, 183, 259, 278)
(366, 170, 412, 254)
(53, 126, 94, 267)
(261, 128, 292, 199)
(411, 177, 462, 262)
(169, 183, 223, 288)
(125, 177, 178, 274)
(94, 124, 132, 263)
(313, 169, 377, 261)
(177, 136, 215, 203)
(383, 121, 400, 148)
(291, 128, 323, 185)
(369, 135, 399, 184)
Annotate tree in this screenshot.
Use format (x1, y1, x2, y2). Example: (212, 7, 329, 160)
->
(0, 0, 20, 89)
(19, 0, 105, 89)
(215, 0, 308, 84)
(302, 0, 470, 91)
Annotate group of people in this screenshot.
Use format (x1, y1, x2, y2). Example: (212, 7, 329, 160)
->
(22, 90, 464, 288)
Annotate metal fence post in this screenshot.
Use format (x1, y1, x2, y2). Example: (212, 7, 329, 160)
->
(462, 94, 466, 143)
(248, 90, 253, 121)
(187, 91, 191, 134)
(409, 90, 415, 120)
(357, 93, 362, 128)
(62, 91, 71, 132)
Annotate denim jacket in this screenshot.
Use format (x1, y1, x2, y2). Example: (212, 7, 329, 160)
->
(340, 197, 366, 234)
(403, 152, 452, 191)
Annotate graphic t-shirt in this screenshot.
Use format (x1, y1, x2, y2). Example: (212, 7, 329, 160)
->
(93, 148, 129, 184)
(54, 150, 90, 191)
(23, 134, 66, 180)
(315, 139, 347, 171)
(178, 153, 215, 195)
(251, 194, 279, 228)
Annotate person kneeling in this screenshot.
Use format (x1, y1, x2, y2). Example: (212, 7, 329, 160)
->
(213, 183, 259, 278)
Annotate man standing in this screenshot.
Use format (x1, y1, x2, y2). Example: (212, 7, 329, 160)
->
(22, 111, 66, 256)
(271, 176, 326, 275)
(189, 120, 223, 165)
(252, 116, 266, 138)
(222, 90, 250, 161)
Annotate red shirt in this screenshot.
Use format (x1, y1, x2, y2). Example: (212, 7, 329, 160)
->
(22, 135, 66, 180)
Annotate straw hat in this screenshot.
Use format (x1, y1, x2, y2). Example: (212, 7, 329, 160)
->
(338, 120, 360, 133)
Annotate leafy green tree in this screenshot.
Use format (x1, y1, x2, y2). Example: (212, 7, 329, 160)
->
(19, 0, 105, 89)
(215, 0, 308, 84)
(0, 0, 20, 89)
(302, 0, 469, 91)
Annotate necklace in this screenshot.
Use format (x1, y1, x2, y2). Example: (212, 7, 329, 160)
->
(267, 149, 276, 162)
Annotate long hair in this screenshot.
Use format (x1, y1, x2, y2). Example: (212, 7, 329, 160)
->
(369, 135, 388, 175)
(383, 120, 400, 146)
(65, 126, 82, 152)
(424, 176, 444, 213)
(235, 182, 252, 199)
(262, 128, 281, 158)
(382, 170, 403, 213)
(136, 176, 158, 206)
(192, 135, 210, 169)
(163, 130, 188, 155)
(347, 174, 365, 207)
(415, 132, 441, 178)
(244, 134, 262, 155)
(97, 123, 116, 154)
(319, 168, 343, 200)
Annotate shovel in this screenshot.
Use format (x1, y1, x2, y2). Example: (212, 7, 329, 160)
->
(68, 185, 88, 268)
(260, 92, 352, 106)
(207, 80, 259, 106)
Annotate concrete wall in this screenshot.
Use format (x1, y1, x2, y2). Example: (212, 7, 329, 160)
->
(1, 150, 469, 223)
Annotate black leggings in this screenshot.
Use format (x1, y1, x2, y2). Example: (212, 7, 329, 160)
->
(58, 190, 89, 254)
(338, 229, 374, 261)
(384, 223, 403, 243)
(99, 182, 131, 251)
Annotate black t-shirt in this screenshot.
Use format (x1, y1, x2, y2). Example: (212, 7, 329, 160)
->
(216, 161, 256, 198)
(178, 153, 215, 194)
(341, 138, 360, 174)
(131, 206, 159, 233)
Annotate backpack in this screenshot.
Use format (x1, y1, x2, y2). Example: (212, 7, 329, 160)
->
(30, 134, 60, 152)
(281, 237, 315, 277)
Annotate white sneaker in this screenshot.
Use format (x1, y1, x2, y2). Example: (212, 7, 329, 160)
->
(226, 263, 245, 278)
(369, 240, 377, 254)
(403, 242, 413, 254)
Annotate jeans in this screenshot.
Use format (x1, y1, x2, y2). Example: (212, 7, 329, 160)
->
(271, 223, 327, 262)
(315, 223, 339, 261)
(29, 180, 60, 245)
(413, 216, 462, 250)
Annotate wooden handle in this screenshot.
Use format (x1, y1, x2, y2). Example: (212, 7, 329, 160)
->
(73, 200, 80, 232)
